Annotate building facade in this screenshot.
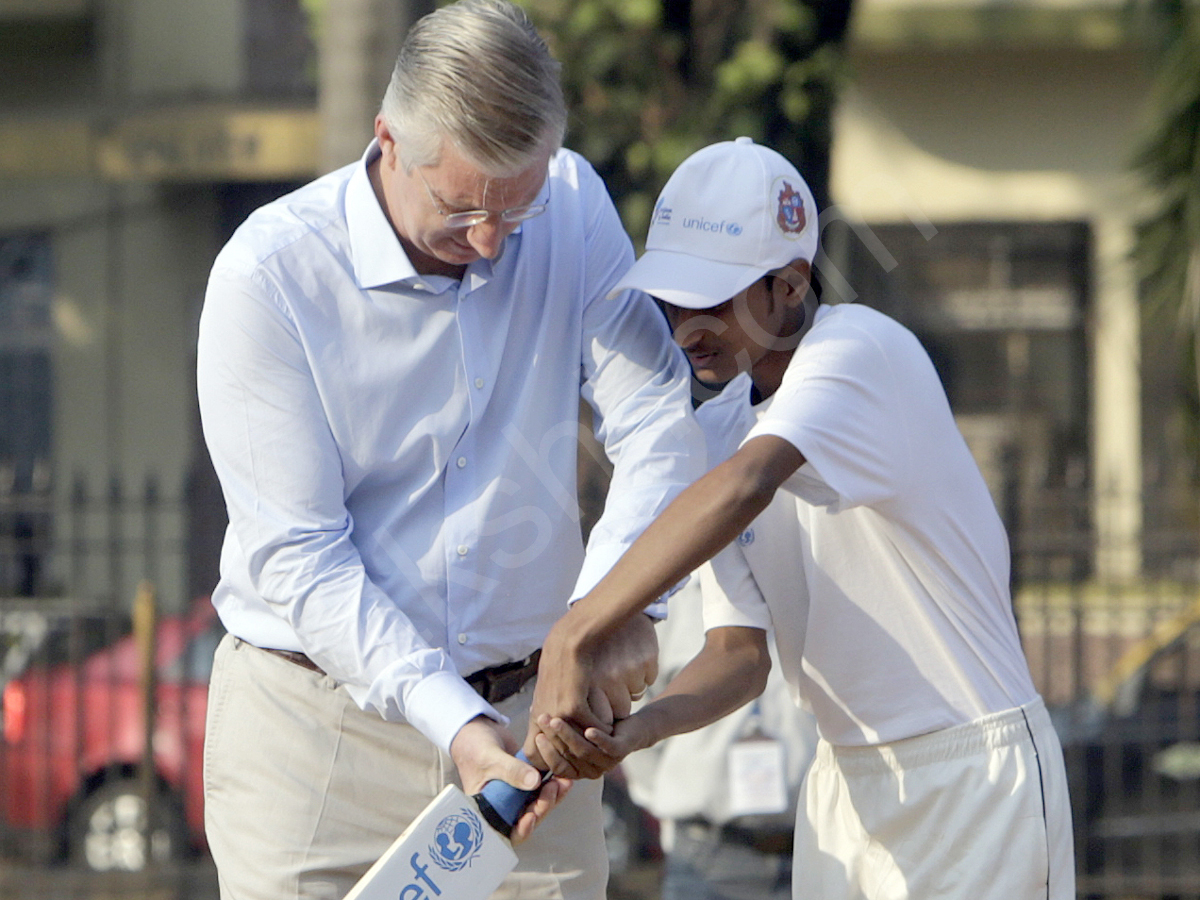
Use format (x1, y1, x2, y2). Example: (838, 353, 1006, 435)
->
(0, 0, 1179, 614)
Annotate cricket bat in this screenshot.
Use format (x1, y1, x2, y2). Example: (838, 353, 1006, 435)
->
(342, 752, 542, 900)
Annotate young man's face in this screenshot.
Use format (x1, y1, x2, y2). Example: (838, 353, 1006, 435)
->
(663, 277, 783, 387)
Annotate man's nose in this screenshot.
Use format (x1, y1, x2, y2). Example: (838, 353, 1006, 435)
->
(466, 217, 512, 259)
(670, 311, 725, 348)
(666, 310, 700, 341)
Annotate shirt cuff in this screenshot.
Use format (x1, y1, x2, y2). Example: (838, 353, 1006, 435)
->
(402, 670, 508, 754)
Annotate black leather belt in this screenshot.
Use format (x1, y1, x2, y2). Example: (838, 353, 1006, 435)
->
(466, 649, 542, 705)
(262, 645, 541, 706)
(263, 646, 326, 675)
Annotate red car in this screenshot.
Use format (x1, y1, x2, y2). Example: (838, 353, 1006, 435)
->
(0, 596, 223, 872)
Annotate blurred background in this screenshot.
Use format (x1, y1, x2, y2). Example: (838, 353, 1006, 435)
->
(1, 0, 1199, 897)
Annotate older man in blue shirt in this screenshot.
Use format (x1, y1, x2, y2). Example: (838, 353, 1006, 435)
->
(195, 3, 704, 899)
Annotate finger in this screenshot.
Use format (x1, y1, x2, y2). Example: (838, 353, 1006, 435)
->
(510, 780, 560, 846)
(539, 724, 581, 769)
(624, 653, 655, 697)
(644, 651, 659, 688)
(606, 686, 632, 722)
(535, 712, 586, 763)
(543, 717, 596, 754)
(534, 731, 580, 780)
(588, 684, 616, 729)
(521, 721, 549, 770)
(510, 777, 572, 845)
(502, 753, 544, 793)
(544, 718, 616, 779)
(585, 715, 650, 761)
(543, 718, 609, 778)
(581, 726, 625, 757)
(529, 673, 609, 735)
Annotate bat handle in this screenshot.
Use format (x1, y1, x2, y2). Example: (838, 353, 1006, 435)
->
(473, 749, 543, 839)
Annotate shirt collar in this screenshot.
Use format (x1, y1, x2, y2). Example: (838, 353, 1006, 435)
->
(346, 139, 423, 290)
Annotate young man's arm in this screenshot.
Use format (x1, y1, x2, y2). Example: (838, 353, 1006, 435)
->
(525, 433, 804, 756)
(533, 625, 772, 779)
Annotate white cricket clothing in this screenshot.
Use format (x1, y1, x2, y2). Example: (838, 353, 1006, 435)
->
(197, 141, 705, 753)
(702, 302, 1038, 746)
(693, 300, 1073, 897)
(798, 698, 1074, 900)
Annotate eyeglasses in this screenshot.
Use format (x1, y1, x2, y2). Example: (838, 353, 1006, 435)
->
(416, 169, 547, 229)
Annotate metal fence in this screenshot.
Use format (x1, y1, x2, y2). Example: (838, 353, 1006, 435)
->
(4, 479, 1200, 899)
(0, 475, 212, 900)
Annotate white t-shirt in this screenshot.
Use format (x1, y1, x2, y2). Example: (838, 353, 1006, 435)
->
(701, 302, 1038, 746)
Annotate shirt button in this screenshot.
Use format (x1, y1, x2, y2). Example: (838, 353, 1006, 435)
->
(456, 457, 467, 468)
(457, 544, 469, 556)
(474, 377, 485, 389)
(457, 633, 468, 645)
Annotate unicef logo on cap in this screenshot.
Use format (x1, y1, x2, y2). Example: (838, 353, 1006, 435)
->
(429, 808, 485, 871)
(737, 528, 755, 546)
(725, 222, 743, 236)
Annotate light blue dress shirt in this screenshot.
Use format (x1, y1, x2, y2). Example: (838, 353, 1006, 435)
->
(197, 142, 705, 751)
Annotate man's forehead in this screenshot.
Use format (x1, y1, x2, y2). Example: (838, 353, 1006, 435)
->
(428, 144, 550, 205)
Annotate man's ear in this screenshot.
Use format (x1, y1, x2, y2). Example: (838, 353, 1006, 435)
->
(375, 115, 399, 168)
(773, 259, 811, 306)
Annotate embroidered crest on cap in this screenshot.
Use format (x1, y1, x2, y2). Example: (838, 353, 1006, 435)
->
(775, 180, 807, 237)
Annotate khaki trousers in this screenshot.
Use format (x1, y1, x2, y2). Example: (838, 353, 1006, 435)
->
(204, 634, 608, 900)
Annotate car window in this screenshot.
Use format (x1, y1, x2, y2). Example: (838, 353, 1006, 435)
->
(186, 623, 225, 682)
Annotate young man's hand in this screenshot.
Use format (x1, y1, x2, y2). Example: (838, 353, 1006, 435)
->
(532, 711, 657, 780)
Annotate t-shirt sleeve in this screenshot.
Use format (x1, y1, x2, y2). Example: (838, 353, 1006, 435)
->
(744, 312, 913, 513)
(699, 552, 773, 633)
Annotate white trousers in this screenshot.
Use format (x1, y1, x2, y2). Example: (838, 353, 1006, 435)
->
(796, 698, 1075, 900)
(204, 635, 609, 900)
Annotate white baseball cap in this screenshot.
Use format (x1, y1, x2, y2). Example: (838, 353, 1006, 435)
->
(610, 136, 819, 310)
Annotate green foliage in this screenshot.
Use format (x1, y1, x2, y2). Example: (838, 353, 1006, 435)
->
(514, 0, 853, 246)
(1131, 0, 1200, 461)
(1133, 4, 1200, 340)
(1132, 4, 1200, 479)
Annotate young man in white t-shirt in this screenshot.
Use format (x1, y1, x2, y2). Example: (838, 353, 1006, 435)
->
(526, 138, 1075, 899)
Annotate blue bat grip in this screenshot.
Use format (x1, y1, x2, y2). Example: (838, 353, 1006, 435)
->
(473, 750, 542, 839)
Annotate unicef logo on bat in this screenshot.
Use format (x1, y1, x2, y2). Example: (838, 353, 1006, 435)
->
(428, 808, 485, 871)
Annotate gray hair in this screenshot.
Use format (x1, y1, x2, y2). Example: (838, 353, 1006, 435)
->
(380, 0, 567, 175)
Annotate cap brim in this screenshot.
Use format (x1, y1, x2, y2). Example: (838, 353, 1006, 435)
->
(607, 248, 768, 309)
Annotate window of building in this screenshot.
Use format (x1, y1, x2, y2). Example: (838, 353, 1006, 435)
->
(844, 221, 1091, 583)
(0, 234, 53, 596)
